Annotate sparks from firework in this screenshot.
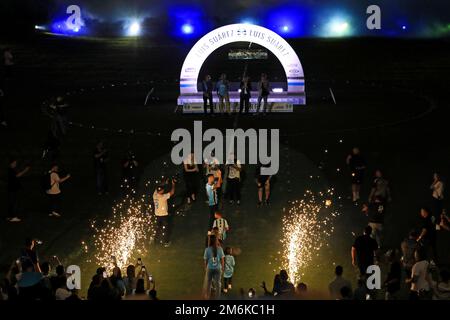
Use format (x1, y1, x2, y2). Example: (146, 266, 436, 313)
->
(89, 193, 155, 272)
(281, 189, 338, 285)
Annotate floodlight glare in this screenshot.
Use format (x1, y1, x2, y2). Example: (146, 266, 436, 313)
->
(128, 21, 141, 36)
(182, 24, 194, 34)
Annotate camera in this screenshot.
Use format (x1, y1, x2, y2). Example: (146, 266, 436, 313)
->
(35, 239, 43, 245)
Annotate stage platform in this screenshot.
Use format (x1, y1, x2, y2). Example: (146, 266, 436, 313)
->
(178, 91, 306, 113)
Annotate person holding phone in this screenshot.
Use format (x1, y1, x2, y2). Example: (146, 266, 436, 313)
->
(46, 164, 71, 217)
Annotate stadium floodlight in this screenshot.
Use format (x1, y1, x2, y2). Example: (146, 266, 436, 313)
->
(325, 17, 351, 37)
(182, 24, 194, 34)
(127, 21, 141, 36)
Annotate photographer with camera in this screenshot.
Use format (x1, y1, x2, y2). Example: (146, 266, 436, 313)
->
(153, 177, 176, 247)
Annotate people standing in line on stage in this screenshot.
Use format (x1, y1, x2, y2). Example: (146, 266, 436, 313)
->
(203, 235, 225, 299)
(346, 147, 366, 203)
(239, 75, 252, 114)
(46, 164, 71, 218)
(93, 141, 109, 195)
(206, 174, 220, 229)
(183, 153, 199, 204)
(212, 211, 230, 242)
(153, 179, 176, 247)
(255, 164, 272, 206)
(257, 73, 270, 115)
(369, 169, 392, 204)
(216, 73, 230, 114)
(202, 74, 214, 115)
(7, 158, 31, 222)
(430, 172, 444, 222)
(226, 155, 242, 205)
(223, 247, 235, 293)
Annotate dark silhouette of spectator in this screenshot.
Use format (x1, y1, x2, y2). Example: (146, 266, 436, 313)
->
(351, 226, 379, 275)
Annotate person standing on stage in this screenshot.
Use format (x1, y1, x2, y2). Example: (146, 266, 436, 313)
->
(153, 179, 176, 247)
(216, 74, 230, 114)
(257, 73, 270, 115)
(202, 75, 214, 115)
(239, 75, 252, 114)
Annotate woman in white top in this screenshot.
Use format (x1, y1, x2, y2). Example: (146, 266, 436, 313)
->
(46, 164, 70, 217)
(430, 172, 444, 220)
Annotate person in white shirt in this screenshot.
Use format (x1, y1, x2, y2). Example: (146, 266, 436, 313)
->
(212, 211, 230, 241)
(226, 156, 242, 205)
(431, 172, 444, 221)
(328, 265, 352, 300)
(406, 248, 431, 300)
(153, 179, 175, 247)
(46, 164, 71, 217)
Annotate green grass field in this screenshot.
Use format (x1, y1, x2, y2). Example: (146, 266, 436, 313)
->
(1, 35, 450, 299)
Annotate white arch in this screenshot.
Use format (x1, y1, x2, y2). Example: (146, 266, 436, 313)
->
(179, 23, 305, 95)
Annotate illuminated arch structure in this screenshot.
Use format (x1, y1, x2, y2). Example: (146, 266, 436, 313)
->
(178, 24, 306, 113)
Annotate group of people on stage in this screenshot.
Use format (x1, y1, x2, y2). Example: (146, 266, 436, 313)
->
(201, 73, 271, 115)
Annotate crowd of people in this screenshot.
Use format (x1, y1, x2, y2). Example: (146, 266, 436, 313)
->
(0, 239, 159, 301)
(1, 44, 449, 301)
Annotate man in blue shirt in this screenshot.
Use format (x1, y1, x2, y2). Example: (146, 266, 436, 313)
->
(206, 174, 219, 229)
(216, 73, 230, 114)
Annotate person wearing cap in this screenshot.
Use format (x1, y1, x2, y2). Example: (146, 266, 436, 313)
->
(153, 179, 176, 247)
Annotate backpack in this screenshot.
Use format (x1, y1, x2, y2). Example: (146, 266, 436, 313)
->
(40, 171, 52, 192)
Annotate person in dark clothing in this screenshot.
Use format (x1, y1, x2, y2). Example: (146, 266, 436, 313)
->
(93, 141, 109, 195)
(278, 270, 295, 297)
(384, 250, 402, 300)
(7, 159, 30, 222)
(417, 207, 437, 261)
(239, 75, 252, 114)
(351, 226, 379, 275)
(20, 238, 41, 273)
(202, 74, 214, 114)
(362, 196, 386, 247)
(346, 147, 366, 203)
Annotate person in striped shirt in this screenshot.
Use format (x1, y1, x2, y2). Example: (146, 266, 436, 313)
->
(206, 174, 219, 228)
(213, 211, 230, 242)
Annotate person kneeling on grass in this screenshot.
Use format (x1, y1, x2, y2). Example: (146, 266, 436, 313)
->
(223, 247, 235, 293)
